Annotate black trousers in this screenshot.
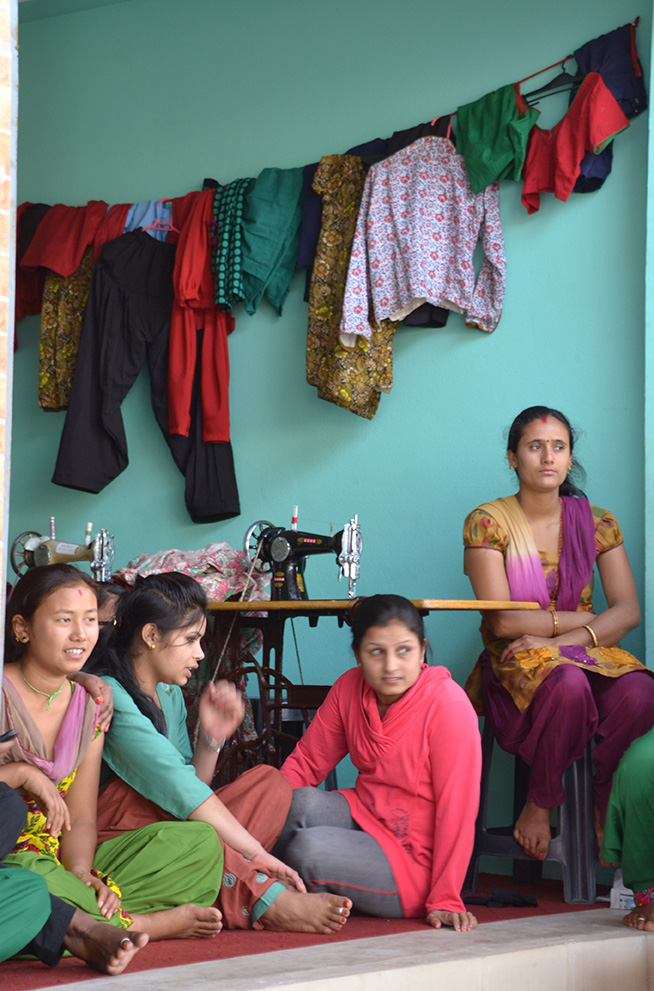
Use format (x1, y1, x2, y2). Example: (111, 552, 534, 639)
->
(0, 783, 75, 967)
(52, 230, 240, 523)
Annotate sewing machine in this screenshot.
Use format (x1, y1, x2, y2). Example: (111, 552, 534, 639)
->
(10, 523, 115, 583)
(243, 515, 362, 600)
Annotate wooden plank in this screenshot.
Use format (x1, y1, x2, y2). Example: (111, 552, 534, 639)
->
(207, 598, 539, 612)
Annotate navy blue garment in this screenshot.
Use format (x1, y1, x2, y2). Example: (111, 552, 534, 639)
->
(571, 21, 647, 193)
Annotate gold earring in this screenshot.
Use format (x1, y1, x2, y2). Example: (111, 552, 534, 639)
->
(148, 642, 156, 650)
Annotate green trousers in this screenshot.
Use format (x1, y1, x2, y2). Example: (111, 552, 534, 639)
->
(4, 819, 223, 928)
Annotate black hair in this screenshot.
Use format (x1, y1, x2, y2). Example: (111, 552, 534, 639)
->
(87, 572, 207, 735)
(506, 405, 587, 498)
(96, 582, 129, 609)
(349, 594, 426, 653)
(5, 564, 98, 665)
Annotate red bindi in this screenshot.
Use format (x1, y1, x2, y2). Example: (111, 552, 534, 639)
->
(77, 588, 83, 595)
(541, 416, 547, 422)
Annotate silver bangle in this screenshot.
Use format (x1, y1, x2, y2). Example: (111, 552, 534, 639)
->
(198, 726, 224, 753)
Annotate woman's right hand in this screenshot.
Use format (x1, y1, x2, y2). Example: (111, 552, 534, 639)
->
(499, 634, 554, 665)
(72, 870, 121, 919)
(23, 765, 71, 837)
(250, 849, 307, 893)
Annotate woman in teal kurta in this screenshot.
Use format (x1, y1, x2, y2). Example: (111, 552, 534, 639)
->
(90, 572, 352, 934)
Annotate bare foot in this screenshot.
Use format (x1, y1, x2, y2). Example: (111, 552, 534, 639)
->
(624, 904, 654, 932)
(260, 890, 352, 934)
(513, 801, 551, 860)
(129, 904, 222, 941)
(63, 910, 149, 974)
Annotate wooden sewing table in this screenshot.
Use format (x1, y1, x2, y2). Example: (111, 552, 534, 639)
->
(207, 598, 538, 771)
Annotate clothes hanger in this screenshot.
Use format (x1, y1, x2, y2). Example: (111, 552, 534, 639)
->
(141, 197, 179, 233)
(432, 54, 577, 125)
(523, 58, 583, 102)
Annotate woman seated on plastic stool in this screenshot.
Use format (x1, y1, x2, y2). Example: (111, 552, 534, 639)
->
(275, 594, 481, 932)
(463, 405, 654, 863)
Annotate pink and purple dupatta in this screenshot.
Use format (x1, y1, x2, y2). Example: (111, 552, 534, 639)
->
(477, 495, 596, 609)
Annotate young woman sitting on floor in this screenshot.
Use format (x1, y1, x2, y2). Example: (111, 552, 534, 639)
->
(0, 564, 224, 942)
(274, 594, 481, 932)
(89, 571, 351, 934)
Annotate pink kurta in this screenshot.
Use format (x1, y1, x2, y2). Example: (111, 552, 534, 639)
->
(281, 664, 481, 916)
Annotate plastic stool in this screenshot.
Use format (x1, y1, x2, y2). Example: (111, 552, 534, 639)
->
(464, 720, 598, 904)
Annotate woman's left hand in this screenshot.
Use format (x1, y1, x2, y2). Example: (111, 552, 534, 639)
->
(500, 635, 554, 666)
(250, 850, 307, 893)
(72, 870, 121, 919)
(71, 673, 114, 731)
(426, 909, 477, 932)
(199, 680, 245, 745)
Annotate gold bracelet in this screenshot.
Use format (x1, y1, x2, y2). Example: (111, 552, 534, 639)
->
(583, 624, 599, 649)
(550, 608, 560, 637)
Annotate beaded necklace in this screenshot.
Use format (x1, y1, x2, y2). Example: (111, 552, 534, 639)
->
(18, 663, 66, 711)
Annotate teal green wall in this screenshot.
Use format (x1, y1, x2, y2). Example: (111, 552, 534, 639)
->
(12, 0, 650, 718)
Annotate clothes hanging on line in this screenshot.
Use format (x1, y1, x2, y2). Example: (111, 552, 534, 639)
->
(340, 136, 506, 340)
(570, 21, 647, 193)
(39, 246, 93, 411)
(52, 230, 240, 523)
(92, 202, 131, 261)
(169, 186, 235, 443)
(211, 177, 254, 311)
(123, 198, 172, 240)
(15, 202, 50, 324)
(298, 137, 387, 302)
(307, 154, 397, 419)
(240, 167, 303, 316)
(299, 120, 454, 330)
(456, 83, 540, 193)
(521, 72, 630, 214)
(20, 201, 108, 277)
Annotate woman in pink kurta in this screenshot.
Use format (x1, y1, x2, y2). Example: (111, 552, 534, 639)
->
(278, 595, 481, 932)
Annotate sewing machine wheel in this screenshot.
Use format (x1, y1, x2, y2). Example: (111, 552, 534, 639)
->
(243, 520, 274, 572)
(10, 531, 43, 576)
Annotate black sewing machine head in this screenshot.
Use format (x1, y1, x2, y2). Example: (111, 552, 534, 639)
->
(243, 517, 362, 601)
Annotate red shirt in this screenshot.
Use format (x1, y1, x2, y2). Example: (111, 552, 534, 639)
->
(521, 72, 629, 214)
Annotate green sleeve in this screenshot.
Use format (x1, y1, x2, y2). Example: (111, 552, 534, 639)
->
(101, 677, 212, 821)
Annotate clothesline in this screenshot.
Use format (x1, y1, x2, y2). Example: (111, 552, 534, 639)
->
(17, 17, 643, 251)
(13, 18, 647, 525)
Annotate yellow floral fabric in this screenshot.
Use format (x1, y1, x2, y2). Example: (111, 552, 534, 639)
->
(463, 501, 647, 713)
(39, 246, 94, 411)
(14, 768, 78, 859)
(307, 155, 398, 419)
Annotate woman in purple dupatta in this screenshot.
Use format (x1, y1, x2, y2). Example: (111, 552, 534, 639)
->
(463, 406, 654, 861)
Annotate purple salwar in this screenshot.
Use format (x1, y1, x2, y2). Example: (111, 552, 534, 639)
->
(482, 654, 654, 820)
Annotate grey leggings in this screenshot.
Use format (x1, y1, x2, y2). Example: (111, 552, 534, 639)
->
(274, 787, 403, 917)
